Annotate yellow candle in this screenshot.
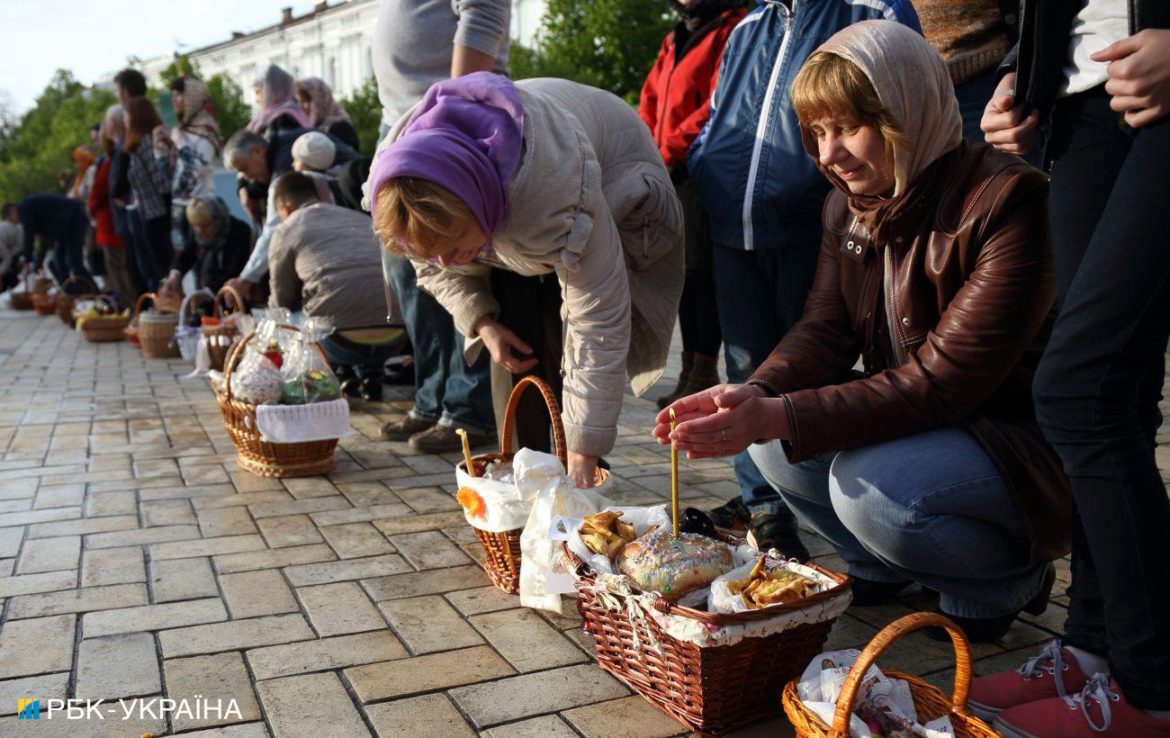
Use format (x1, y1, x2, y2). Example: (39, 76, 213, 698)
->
(455, 428, 476, 477)
(669, 408, 679, 538)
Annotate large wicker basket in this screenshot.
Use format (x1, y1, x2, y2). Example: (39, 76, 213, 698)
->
(78, 296, 130, 343)
(782, 612, 997, 738)
(57, 275, 99, 327)
(216, 324, 339, 478)
(568, 543, 851, 736)
(32, 289, 57, 315)
(204, 285, 245, 372)
(457, 375, 608, 595)
(135, 293, 181, 358)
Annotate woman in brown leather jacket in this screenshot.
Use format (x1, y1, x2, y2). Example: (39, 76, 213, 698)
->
(655, 20, 1070, 643)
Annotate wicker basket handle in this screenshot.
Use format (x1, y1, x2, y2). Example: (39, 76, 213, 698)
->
(222, 323, 327, 403)
(214, 285, 246, 318)
(499, 375, 567, 465)
(134, 292, 157, 318)
(179, 290, 215, 323)
(830, 612, 974, 737)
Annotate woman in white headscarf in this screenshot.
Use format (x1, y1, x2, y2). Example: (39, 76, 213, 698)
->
(295, 77, 360, 151)
(656, 20, 1071, 643)
(247, 64, 311, 135)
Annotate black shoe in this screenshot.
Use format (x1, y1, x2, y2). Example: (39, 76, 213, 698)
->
(705, 497, 751, 533)
(340, 377, 364, 399)
(680, 508, 718, 537)
(926, 562, 1057, 644)
(749, 509, 811, 561)
(361, 376, 383, 401)
(850, 577, 913, 606)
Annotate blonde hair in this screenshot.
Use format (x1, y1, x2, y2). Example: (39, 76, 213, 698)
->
(791, 51, 906, 153)
(374, 177, 476, 257)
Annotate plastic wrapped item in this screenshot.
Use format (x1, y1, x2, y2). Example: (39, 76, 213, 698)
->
(230, 313, 287, 405)
(280, 318, 340, 404)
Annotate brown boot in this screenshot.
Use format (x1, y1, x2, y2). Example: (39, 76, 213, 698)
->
(657, 351, 694, 409)
(679, 352, 720, 396)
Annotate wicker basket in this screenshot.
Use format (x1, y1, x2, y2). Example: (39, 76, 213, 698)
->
(204, 285, 245, 372)
(216, 325, 339, 478)
(457, 375, 609, 595)
(568, 543, 851, 736)
(78, 296, 130, 343)
(135, 293, 181, 358)
(32, 289, 57, 315)
(783, 612, 997, 738)
(9, 272, 37, 311)
(56, 276, 99, 327)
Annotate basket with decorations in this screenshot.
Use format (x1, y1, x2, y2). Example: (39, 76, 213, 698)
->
(76, 295, 131, 343)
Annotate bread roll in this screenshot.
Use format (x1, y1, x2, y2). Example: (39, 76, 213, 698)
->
(616, 528, 734, 601)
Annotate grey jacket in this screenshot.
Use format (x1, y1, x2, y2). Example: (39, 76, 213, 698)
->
(382, 78, 685, 456)
(268, 202, 392, 330)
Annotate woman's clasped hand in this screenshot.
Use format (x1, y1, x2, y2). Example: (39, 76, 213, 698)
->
(653, 384, 790, 459)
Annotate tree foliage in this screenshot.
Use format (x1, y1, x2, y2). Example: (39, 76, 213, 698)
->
(0, 70, 114, 205)
(511, 0, 674, 104)
(340, 77, 381, 156)
(157, 55, 251, 142)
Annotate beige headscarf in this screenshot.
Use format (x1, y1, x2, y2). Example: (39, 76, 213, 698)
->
(803, 21, 962, 208)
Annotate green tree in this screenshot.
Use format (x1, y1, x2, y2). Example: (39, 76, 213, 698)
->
(340, 77, 380, 156)
(0, 70, 114, 204)
(511, 0, 674, 104)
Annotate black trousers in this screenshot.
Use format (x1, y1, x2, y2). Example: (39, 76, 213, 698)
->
(1034, 86, 1170, 709)
(676, 178, 722, 356)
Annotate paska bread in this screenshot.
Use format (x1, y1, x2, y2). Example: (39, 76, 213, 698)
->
(617, 528, 734, 601)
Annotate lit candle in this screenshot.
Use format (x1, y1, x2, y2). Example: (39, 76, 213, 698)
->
(669, 408, 679, 539)
(455, 428, 476, 477)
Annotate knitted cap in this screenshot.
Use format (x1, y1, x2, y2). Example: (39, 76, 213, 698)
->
(292, 131, 336, 172)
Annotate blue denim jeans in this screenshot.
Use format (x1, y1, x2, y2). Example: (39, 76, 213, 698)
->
(713, 243, 820, 515)
(382, 252, 494, 433)
(319, 333, 404, 380)
(748, 427, 1049, 619)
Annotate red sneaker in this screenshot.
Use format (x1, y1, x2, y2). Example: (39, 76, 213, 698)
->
(967, 641, 1091, 722)
(995, 674, 1170, 737)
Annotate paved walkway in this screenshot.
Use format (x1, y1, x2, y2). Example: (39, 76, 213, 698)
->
(0, 308, 1116, 737)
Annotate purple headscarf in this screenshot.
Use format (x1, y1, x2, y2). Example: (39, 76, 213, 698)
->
(368, 72, 524, 237)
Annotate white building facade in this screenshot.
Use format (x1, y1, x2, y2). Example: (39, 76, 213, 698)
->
(141, 0, 547, 105)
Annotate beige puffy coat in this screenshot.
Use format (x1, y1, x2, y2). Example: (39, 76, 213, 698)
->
(380, 78, 684, 456)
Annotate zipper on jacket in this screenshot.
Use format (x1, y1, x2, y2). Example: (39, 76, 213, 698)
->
(741, 1, 796, 251)
(883, 244, 909, 368)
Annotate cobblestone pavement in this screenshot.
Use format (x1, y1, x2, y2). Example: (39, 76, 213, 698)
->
(0, 310, 1139, 738)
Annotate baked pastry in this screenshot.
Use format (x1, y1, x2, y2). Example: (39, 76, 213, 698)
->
(616, 528, 733, 601)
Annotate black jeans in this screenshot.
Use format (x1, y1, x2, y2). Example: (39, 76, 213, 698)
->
(676, 179, 722, 356)
(1034, 86, 1170, 709)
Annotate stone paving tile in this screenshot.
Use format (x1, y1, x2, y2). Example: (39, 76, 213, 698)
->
(196, 505, 259, 537)
(83, 598, 229, 638)
(27, 514, 139, 539)
(0, 569, 77, 598)
(284, 553, 411, 586)
(220, 569, 299, 618)
(248, 496, 352, 519)
(365, 693, 478, 738)
(6, 582, 149, 619)
(562, 695, 690, 738)
(160, 613, 316, 658)
(0, 672, 70, 716)
(171, 723, 270, 737)
(84, 491, 137, 517)
(75, 632, 160, 700)
(80, 546, 146, 587)
(362, 564, 490, 601)
(257, 672, 371, 738)
(445, 585, 521, 616)
(318, 522, 395, 559)
(0, 525, 23, 557)
(257, 514, 325, 548)
(449, 663, 630, 728)
(84, 522, 200, 548)
(378, 595, 484, 654)
(388, 530, 472, 570)
(470, 608, 589, 672)
(32, 484, 85, 509)
(247, 631, 407, 680)
(0, 614, 76, 679)
(151, 557, 219, 603)
(344, 645, 515, 702)
(370, 510, 465, 535)
(164, 652, 262, 732)
(298, 582, 385, 636)
(308, 502, 413, 526)
(149, 533, 268, 561)
(483, 715, 582, 738)
(214, 543, 337, 573)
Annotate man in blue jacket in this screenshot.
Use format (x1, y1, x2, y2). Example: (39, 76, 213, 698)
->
(17, 194, 93, 287)
(688, 2, 920, 558)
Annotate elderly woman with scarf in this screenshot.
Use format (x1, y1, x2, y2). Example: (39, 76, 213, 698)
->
(656, 21, 1071, 642)
(247, 64, 311, 136)
(369, 73, 684, 488)
(295, 77, 360, 152)
(164, 196, 251, 295)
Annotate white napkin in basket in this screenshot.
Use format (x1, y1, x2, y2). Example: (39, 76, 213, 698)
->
(255, 399, 352, 443)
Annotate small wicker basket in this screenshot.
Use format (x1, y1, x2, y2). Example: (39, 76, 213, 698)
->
(135, 293, 181, 358)
(216, 324, 339, 478)
(56, 276, 99, 327)
(457, 375, 608, 595)
(32, 289, 57, 315)
(782, 612, 997, 738)
(78, 296, 130, 343)
(567, 542, 851, 735)
(204, 285, 245, 372)
(9, 271, 38, 311)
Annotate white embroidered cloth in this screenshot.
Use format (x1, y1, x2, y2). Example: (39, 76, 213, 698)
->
(254, 399, 351, 443)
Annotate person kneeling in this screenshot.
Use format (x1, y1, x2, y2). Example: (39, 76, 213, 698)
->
(268, 172, 405, 400)
(656, 21, 1071, 643)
